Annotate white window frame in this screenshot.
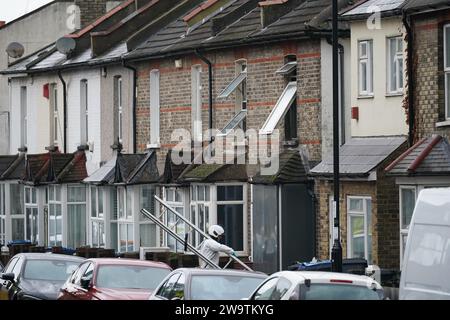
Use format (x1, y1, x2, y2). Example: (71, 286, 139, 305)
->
(444, 25, 450, 119)
(90, 186, 105, 248)
(20, 86, 27, 148)
(24, 186, 38, 244)
(191, 65, 203, 143)
(190, 184, 213, 248)
(149, 69, 160, 148)
(215, 183, 247, 255)
(66, 185, 87, 249)
(80, 80, 89, 145)
(50, 84, 58, 146)
(48, 185, 62, 247)
(163, 187, 189, 252)
(117, 186, 134, 253)
(139, 185, 158, 248)
(387, 36, 404, 94)
(346, 196, 372, 263)
(358, 40, 373, 96)
(399, 186, 416, 267)
(10, 183, 25, 241)
(0, 183, 6, 245)
(259, 81, 297, 135)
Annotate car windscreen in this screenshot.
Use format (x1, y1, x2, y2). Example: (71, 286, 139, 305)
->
(301, 283, 382, 300)
(190, 275, 265, 300)
(96, 265, 171, 290)
(23, 259, 81, 281)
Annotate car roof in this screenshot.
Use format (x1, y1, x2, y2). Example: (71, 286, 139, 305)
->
(174, 268, 267, 278)
(14, 252, 85, 262)
(271, 271, 380, 286)
(86, 258, 172, 269)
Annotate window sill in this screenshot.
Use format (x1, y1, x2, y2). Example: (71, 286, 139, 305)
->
(357, 95, 374, 100)
(385, 92, 403, 97)
(436, 120, 450, 128)
(146, 143, 161, 149)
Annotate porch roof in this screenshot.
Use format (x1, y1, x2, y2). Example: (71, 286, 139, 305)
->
(250, 148, 310, 184)
(0, 155, 20, 178)
(0, 153, 26, 181)
(310, 136, 407, 177)
(385, 135, 450, 177)
(84, 150, 159, 185)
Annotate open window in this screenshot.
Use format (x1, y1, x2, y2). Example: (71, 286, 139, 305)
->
(260, 55, 297, 142)
(217, 60, 247, 136)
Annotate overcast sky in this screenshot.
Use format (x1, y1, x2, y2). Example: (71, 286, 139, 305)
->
(1, 0, 53, 23)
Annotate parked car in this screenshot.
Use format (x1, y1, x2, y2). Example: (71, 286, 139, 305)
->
(58, 258, 172, 300)
(0, 253, 85, 300)
(248, 271, 384, 300)
(400, 188, 450, 300)
(150, 268, 267, 300)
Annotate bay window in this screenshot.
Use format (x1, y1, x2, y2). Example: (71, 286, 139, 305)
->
(10, 184, 24, 241)
(164, 187, 187, 252)
(90, 186, 105, 248)
(48, 185, 62, 246)
(67, 186, 87, 249)
(140, 185, 157, 247)
(347, 196, 372, 263)
(117, 187, 133, 252)
(110, 187, 118, 251)
(190, 185, 212, 247)
(24, 187, 38, 243)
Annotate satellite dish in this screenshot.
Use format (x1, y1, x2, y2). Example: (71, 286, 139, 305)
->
(56, 37, 76, 55)
(6, 42, 25, 58)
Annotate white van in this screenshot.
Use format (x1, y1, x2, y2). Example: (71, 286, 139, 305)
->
(399, 188, 450, 300)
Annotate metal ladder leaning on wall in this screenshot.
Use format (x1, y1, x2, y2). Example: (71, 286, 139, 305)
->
(140, 195, 254, 272)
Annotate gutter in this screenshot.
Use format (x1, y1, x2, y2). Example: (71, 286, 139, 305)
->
(194, 49, 213, 142)
(122, 60, 138, 153)
(403, 11, 414, 147)
(57, 71, 67, 153)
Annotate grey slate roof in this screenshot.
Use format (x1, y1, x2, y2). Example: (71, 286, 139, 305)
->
(343, 0, 406, 16)
(386, 136, 450, 176)
(403, 0, 450, 12)
(310, 136, 406, 176)
(126, 0, 352, 60)
(84, 151, 159, 185)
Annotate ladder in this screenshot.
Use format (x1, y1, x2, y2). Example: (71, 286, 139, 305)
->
(140, 195, 253, 272)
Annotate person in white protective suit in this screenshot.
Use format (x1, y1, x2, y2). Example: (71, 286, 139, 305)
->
(197, 225, 236, 269)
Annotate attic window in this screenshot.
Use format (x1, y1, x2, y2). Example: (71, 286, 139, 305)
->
(259, 81, 297, 135)
(217, 110, 247, 137)
(218, 71, 247, 99)
(275, 61, 297, 75)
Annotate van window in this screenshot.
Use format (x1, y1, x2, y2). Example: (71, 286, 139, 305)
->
(404, 224, 450, 293)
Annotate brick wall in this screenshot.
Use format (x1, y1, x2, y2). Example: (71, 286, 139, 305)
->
(75, 0, 111, 28)
(412, 9, 450, 141)
(135, 39, 322, 169)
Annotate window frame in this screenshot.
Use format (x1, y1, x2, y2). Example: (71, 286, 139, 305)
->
(444, 24, 450, 119)
(20, 86, 28, 148)
(358, 40, 373, 96)
(66, 185, 87, 249)
(190, 184, 213, 248)
(80, 79, 89, 145)
(164, 187, 189, 252)
(24, 186, 38, 244)
(139, 185, 158, 248)
(0, 183, 7, 245)
(10, 183, 25, 241)
(116, 186, 134, 253)
(191, 65, 203, 143)
(90, 186, 105, 248)
(399, 186, 416, 266)
(346, 196, 372, 263)
(387, 36, 404, 94)
(149, 69, 160, 147)
(48, 185, 62, 247)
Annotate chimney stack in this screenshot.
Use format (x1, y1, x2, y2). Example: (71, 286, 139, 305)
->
(259, 0, 304, 29)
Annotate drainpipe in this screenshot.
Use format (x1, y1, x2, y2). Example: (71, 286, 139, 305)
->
(58, 71, 67, 153)
(403, 12, 414, 147)
(122, 60, 137, 154)
(326, 37, 345, 145)
(194, 49, 213, 142)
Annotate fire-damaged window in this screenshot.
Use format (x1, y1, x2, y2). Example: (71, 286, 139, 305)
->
(260, 55, 298, 143)
(217, 60, 248, 136)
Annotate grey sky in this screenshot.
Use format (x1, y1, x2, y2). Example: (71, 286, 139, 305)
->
(1, 0, 54, 23)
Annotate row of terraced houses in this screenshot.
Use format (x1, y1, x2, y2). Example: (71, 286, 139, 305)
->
(0, 0, 449, 275)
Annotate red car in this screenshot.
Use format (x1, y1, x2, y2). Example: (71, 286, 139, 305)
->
(57, 258, 172, 300)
